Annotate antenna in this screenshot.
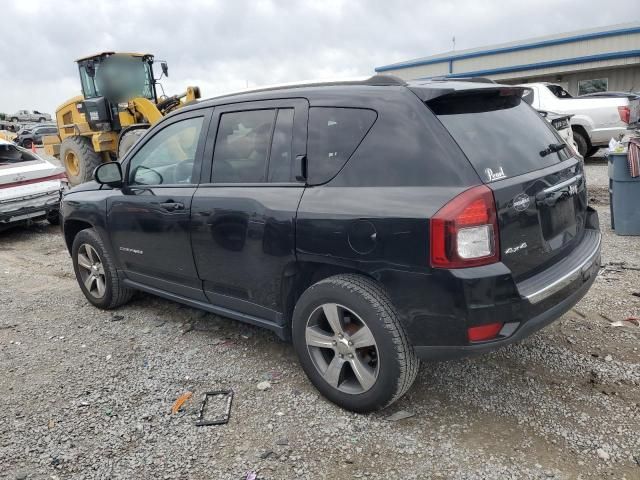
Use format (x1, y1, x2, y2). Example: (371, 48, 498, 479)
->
(452, 36, 456, 51)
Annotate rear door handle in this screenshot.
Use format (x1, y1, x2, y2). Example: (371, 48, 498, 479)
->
(159, 201, 185, 211)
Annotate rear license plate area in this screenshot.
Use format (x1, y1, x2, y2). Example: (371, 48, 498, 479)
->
(539, 196, 576, 240)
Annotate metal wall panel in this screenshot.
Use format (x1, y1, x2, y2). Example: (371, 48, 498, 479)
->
(452, 32, 640, 73)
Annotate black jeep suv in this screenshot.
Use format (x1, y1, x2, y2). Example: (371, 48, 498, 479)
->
(61, 75, 601, 412)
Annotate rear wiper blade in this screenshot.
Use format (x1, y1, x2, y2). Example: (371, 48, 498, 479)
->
(540, 143, 567, 157)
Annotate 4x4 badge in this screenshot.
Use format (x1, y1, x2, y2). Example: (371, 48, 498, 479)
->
(512, 193, 530, 212)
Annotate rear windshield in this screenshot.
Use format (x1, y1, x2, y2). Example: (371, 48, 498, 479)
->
(428, 91, 571, 182)
(0, 144, 41, 166)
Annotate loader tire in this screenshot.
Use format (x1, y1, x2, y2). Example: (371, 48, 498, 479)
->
(60, 136, 103, 186)
(118, 128, 146, 159)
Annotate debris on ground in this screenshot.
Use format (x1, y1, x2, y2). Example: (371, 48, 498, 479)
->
(385, 410, 415, 422)
(170, 392, 193, 414)
(195, 390, 233, 426)
(256, 381, 271, 391)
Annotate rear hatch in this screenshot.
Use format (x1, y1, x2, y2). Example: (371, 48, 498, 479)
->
(426, 88, 588, 281)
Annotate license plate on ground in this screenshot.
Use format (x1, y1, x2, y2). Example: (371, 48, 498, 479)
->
(10, 210, 46, 222)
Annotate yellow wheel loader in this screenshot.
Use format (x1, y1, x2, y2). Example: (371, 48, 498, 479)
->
(44, 52, 200, 185)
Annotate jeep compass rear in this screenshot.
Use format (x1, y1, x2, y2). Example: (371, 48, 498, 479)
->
(63, 75, 600, 412)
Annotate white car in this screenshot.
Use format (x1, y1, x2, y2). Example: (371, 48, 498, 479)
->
(519, 82, 640, 157)
(0, 139, 67, 230)
(540, 111, 579, 155)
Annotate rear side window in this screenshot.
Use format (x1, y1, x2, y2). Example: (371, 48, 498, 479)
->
(429, 91, 571, 182)
(213, 110, 275, 183)
(268, 108, 294, 182)
(307, 107, 376, 184)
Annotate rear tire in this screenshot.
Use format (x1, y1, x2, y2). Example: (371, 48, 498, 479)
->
(292, 274, 419, 412)
(572, 129, 589, 158)
(38, 117, 46, 123)
(22, 139, 33, 149)
(72, 228, 134, 309)
(586, 146, 600, 157)
(60, 136, 103, 186)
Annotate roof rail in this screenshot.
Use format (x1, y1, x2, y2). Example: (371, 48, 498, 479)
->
(423, 76, 496, 84)
(211, 75, 407, 100)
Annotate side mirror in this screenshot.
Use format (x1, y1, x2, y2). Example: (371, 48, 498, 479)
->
(94, 162, 123, 187)
(161, 62, 169, 78)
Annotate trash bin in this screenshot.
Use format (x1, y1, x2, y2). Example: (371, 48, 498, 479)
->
(608, 152, 640, 235)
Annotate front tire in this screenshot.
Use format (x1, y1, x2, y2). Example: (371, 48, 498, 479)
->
(72, 228, 133, 309)
(292, 274, 419, 412)
(38, 117, 46, 122)
(10, 117, 18, 123)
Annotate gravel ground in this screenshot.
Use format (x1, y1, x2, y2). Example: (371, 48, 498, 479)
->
(1, 204, 639, 480)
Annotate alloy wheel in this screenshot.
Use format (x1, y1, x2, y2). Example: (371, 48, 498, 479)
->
(77, 244, 106, 298)
(305, 303, 379, 394)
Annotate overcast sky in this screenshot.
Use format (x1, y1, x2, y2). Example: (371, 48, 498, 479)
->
(0, 0, 637, 114)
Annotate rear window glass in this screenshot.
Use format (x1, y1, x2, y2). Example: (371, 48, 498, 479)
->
(213, 109, 275, 183)
(307, 107, 376, 184)
(428, 91, 571, 182)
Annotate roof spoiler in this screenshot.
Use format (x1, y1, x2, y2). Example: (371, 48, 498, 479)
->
(412, 84, 530, 102)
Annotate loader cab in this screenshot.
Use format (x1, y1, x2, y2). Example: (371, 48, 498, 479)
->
(76, 52, 159, 131)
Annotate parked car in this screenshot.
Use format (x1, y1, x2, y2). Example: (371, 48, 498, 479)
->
(9, 110, 52, 123)
(518, 82, 640, 157)
(0, 139, 67, 230)
(61, 76, 601, 412)
(14, 124, 58, 148)
(538, 110, 579, 154)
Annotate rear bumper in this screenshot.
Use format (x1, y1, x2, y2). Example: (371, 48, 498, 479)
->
(414, 268, 596, 360)
(0, 188, 62, 227)
(384, 224, 601, 361)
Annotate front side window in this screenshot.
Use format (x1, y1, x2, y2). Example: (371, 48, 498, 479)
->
(307, 107, 376, 184)
(212, 110, 276, 183)
(128, 116, 203, 186)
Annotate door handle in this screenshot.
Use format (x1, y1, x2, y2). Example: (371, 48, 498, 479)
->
(294, 154, 307, 182)
(159, 201, 185, 211)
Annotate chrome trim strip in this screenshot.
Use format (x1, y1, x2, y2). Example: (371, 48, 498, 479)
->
(524, 232, 601, 304)
(541, 174, 583, 195)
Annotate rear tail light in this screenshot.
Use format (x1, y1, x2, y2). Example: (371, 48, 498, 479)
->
(618, 106, 630, 124)
(0, 172, 68, 189)
(468, 322, 503, 342)
(430, 185, 500, 268)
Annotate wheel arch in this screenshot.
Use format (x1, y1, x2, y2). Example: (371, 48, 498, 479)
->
(571, 124, 591, 144)
(63, 219, 94, 254)
(281, 260, 380, 331)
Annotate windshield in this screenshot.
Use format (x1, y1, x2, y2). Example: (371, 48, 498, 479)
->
(79, 57, 155, 102)
(428, 90, 571, 182)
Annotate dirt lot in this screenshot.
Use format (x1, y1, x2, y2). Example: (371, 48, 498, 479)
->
(1, 202, 639, 479)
